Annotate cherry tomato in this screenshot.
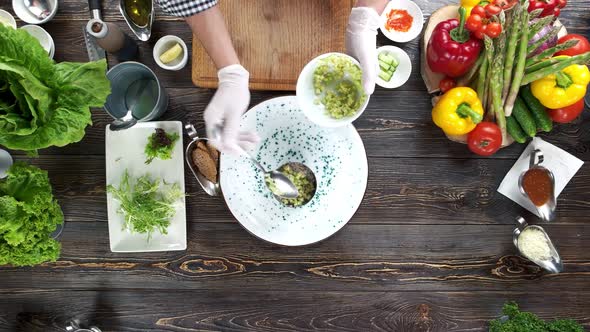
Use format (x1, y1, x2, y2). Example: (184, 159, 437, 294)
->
(557, 0, 567, 8)
(486, 23, 502, 38)
(471, 5, 486, 18)
(548, 98, 585, 123)
(555, 34, 590, 56)
(494, 0, 518, 10)
(439, 77, 457, 93)
(553, 7, 561, 17)
(466, 14, 483, 32)
(475, 25, 487, 40)
(467, 122, 503, 156)
(485, 4, 502, 16)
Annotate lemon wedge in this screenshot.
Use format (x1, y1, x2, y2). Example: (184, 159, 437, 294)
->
(159, 43, 183, 64)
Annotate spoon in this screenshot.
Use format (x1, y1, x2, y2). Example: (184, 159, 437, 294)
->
(272, 161, 317, 206)
(518, 149, 557, 222)
(23, 0, 52, 20)
(211, 124, 299, 199)
(513, 216, 563, 273)
(0, 149, 14, 179)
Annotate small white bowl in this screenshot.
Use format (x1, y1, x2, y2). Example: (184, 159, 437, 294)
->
(20, 24, 54, 59)
(12, 0, 58, 25)
(376, 46, 412, 89)
(153, 35, 188, 71)
(296, 52, 370, 128)
(0, 9, 17, 29)
(379, 0, 424, 43)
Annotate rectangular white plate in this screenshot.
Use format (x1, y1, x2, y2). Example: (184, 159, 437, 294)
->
(105, 121, 186, 253)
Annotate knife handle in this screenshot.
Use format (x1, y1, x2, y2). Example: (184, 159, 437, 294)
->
(88, 0, 101, 10)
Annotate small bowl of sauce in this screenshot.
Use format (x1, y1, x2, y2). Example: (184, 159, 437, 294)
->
(379, 0, 424, 43)
(518, 149, 557, 221)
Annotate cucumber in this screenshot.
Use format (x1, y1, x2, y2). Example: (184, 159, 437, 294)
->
(378, 52, 399, 67)
(379, 60, 391, 71)
(507, 116, 527, 143)
(512, 96, 537, 137)
(520, 85, 553, 132)
(379, 70, 393, 82)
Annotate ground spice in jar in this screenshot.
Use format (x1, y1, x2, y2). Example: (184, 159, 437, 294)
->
(522, 168, 552, 206)
(517, 227, 552, 261)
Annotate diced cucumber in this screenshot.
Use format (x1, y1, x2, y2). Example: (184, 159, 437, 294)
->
(379, 60, 391, 71)
(378, 52, 399, 67)
(379, 70, 393, 82)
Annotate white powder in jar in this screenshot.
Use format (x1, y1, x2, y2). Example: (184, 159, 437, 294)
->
(518, 227, 552, 261)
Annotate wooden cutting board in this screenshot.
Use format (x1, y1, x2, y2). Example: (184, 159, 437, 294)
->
(192, 0, 354, 91)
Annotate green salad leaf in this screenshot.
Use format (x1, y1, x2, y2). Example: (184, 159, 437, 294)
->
(490, 302, 584, 332)
(144, 128, 180, 164)
(107, 170, 183, 239)
(0, 162, 62, 266)
(0, 24, 111, 154)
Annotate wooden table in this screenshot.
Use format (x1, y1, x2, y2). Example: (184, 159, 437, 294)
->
(1, 1, 590, 331)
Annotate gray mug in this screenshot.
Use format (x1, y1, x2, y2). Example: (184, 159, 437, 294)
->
(104, 61, 168, 122)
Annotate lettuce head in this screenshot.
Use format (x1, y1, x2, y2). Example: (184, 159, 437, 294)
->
(0, 162, 63, 266)
(0, 24, 111, 153)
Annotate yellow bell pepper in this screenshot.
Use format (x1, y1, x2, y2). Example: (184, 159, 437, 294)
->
(432, 87, 484, 135)
(531, 60, 590, 109)
(461, 0, 481, 17)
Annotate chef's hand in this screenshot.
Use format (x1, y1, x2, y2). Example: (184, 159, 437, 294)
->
(204, 64, 259, 154)
(346, 6, 382, 95)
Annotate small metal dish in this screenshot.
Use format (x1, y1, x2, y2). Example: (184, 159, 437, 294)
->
(184, 124, 221, 196)
(513, 216, 563, 273)
(119, 0, 153, 41)
(518, 148, 557, 222)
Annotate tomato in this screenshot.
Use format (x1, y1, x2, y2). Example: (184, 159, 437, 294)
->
(548, 98, 585, 123)
(475, 25, 487, 40)
(494, 0, 518, 10)
(466, 14, 483, 32)
(557, 0, 567, 8)
(485, 4, 502, 16)
(439, 77, 457, 93)
(467, 122, 503, 156)
(555, 34, 590, 56)
(485, 23, 502, 38)
(471, 5, 486, 18)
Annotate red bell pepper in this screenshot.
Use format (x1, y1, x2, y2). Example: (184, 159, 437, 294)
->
(427, 7, 482, 78)
(528, 0, 566, 18)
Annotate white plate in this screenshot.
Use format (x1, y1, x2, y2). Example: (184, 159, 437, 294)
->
(105, 121, 186, 252)
(379, 0, 424, 43)
(296, 52, 370, 128)
(376, 45, 412, 89)
(220, 96, 368, 246)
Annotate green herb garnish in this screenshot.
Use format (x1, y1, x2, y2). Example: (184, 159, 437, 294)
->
(144, 128, 179, 164)
(0, 162, 62, 266)
(490, 302, 584, 332)
(107, 170, 183, 240)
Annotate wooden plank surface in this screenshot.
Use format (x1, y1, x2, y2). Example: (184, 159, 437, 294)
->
(1, 0, 590, 331)
(1, 290, 590, 332)
(192, 0, 354, 90)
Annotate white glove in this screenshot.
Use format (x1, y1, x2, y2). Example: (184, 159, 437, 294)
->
(204, 64, 259, 154)
(346, 7, 381, 95)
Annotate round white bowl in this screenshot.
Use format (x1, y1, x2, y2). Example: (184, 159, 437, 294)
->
(379, 0, 424, 43)
(19, 24, 54, 59)
(296, 52, 370, 128)
(12, 0, 58, 25)
(153, 35, 188, 71)
(0, 9, 17, 29)
(0, 149, 13, 179)
(375, 45, 412, 89)
(220, 96, 368, 246)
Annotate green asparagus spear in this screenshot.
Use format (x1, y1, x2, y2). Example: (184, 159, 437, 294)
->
(504, 4, 529, 117)
(525, 56, 568, 73)
(528, 15, 554, 39)
(521, 52, 590, 85)
(527, 26, 560, 55)
(488, 35, 507, 139)
(525, 39, 579, 66)
(503, 2, 524, 100)
(528, 8, 543, 20)
(483, 37, 495, 111)
(477, 52, 489, 100)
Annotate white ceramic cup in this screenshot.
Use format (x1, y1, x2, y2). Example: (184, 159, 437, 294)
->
(153, 35, 189, 71)
(20, 24, 55, 59)
(0, 9, 17, 29)
(12, 0, 58, 25)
